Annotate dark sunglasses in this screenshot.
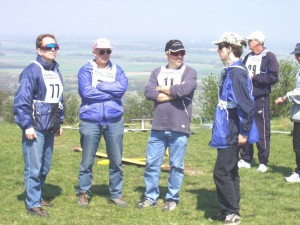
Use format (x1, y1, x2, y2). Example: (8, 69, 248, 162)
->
(98, 49, 112, 55)
(218, 44, 228, 51)
(169, 50, 185, 56)
(40, 43, 59, 51)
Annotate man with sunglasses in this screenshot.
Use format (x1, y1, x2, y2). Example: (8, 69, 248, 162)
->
(14, 34, 64, 218)
(76, 38, 128, 208)
(238, 31, 279, 173)
(136, 40, 197, 211)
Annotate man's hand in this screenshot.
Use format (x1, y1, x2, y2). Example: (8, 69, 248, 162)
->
(25, 127, 37, 140)
(238, 134, 247, 146)
(275, 96, 286, 106)
(56, 127, 63, 136)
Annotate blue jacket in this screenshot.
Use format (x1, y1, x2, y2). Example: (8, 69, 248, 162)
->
(78, 60, 128, 125)
(209, 60, 258, 148)
(14, 55, 64, 132)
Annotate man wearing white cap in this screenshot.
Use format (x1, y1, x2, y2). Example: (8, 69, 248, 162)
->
(76, 38, 128, 207)
(238, 31, 279, 173)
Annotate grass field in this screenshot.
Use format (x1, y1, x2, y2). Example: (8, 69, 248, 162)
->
(0, 119, 299, 225)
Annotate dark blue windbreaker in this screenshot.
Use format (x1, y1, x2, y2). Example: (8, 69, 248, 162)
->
(14, 55, 64, 132)
(209, 60, 258, 148)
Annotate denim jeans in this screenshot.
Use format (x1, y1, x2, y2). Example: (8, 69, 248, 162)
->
(144, 130, 188, 204)
(77, 117, 124, 199)
(22, 130, 54, 208)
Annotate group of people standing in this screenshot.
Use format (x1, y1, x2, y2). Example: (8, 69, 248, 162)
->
(13, 31, 300, 225)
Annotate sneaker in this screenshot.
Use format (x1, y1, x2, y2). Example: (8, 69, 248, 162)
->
(209, 212, 226, 221)
(136, 198, 157, 208)
(238, 159, 251, 169)
(285, 172, 300, 182)
(110, 197, 127, 207)
(223, 213, 241, 225)
(77, 193, 90, 207)
(41, 199, 54, 207)
(162, 200, 177, 212)
(257, 164, 268, 173)
(27, 207, 49, 218)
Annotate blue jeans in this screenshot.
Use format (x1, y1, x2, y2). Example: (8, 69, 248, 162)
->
(22, 130, 54, 208)
(77, 117, 124, 199)
(144, 130, 188, 204)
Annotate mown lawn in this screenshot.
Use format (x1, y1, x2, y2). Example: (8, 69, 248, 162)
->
(0, 120, 298, 225)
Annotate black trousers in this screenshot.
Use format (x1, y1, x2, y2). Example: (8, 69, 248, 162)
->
(213, 145, 240, 215)
(240, 96, 270, 165)
(293, 122, 300, 174)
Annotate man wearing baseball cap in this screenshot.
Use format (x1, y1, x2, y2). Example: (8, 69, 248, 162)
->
(238, 31, 279, 173)
(76, 38, 128, 207)
(275, 43, 300, 182)
(209, 32, 257, 224)
(136, 40, 197, 211)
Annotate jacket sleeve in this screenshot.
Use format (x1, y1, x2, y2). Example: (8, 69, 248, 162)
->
(169, 66, 197, 98)
(144, 68, 160, 101)
(78, 65, 113, 102)
(14, 66, 37, 130)
(231, 69, 254, 136)
(252, 52, 279, 85)
(96, 65, 128, 99)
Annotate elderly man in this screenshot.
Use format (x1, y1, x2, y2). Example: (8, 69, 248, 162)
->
(238, 31, 279, 173)
(76, 38, 128, 207)
(136, 40, 197, 211)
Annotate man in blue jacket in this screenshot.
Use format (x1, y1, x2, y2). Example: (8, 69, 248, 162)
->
(76, 38, 128, 208)
(14, 34, 64, 218)
(209, 32, 257, 224)
(136, 40, 197, 211)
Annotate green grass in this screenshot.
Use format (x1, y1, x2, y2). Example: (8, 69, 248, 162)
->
(0, 121, 298, 225)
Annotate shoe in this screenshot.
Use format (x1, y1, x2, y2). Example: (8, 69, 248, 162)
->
(27, 207, 49, 218)
(223, 213, 241, 225)
(110, 197, 127, 207)
(41, 199, 54, 207)
(238, 159, 251, 169)
(136, 198, 157, 208)
(209, 212, 226, 221)
(77, 193, 90, 207)
(162, 200, 177, 212)
(285, 172, 300, 182)
(257, 164, 268, 173)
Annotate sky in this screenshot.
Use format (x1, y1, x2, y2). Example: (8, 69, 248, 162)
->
(0, 0, 299, 47)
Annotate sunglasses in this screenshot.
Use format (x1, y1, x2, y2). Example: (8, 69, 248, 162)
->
(218, 44, 228, 51)
(169, 50, 185, 56)
(40, 43, 59, 51)
(98, 49, 112, 55)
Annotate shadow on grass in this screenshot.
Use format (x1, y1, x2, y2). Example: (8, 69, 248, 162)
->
(17, 183, 62, 204)
(186, 188, 219, 219)
(249, 160, 292, 176)
(134, 185, 169, 201)
(90, 184, 110, 197)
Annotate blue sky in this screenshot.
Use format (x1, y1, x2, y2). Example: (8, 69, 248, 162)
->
(1, 0, 299, 46)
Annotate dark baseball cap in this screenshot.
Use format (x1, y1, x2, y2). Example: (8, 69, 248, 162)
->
(290, 43, 300, 54)
(165, 40, 185, 52)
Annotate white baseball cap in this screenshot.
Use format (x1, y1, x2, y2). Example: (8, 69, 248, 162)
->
(246, 31, 266, 42)
(93, 38, 113, 50)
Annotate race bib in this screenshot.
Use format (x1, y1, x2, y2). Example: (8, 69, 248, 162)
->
(157, 64, 186, 86)
(92, 62, 116, 87)
(245, 54, 262, 77)
(33, 61, 63, 103)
